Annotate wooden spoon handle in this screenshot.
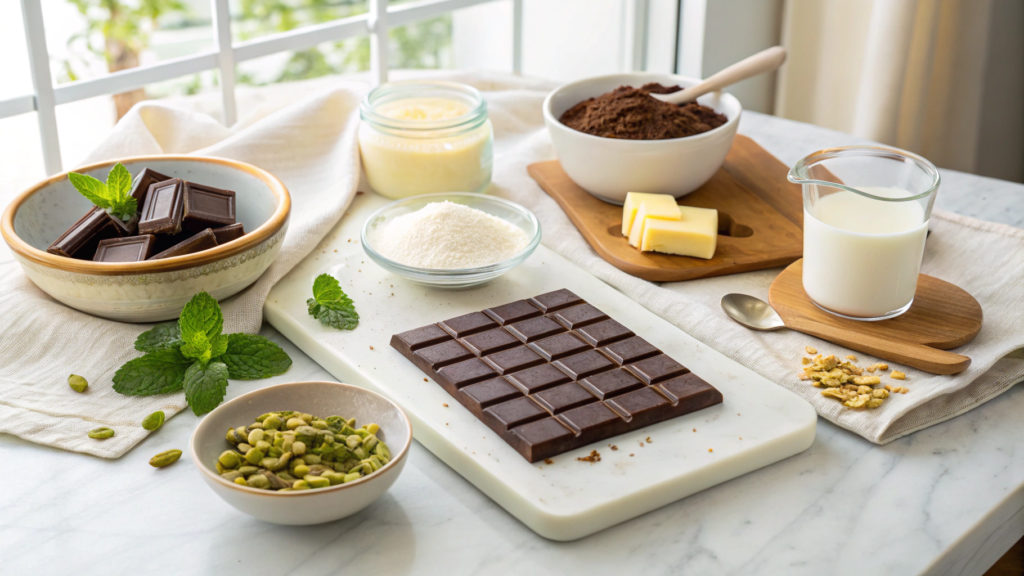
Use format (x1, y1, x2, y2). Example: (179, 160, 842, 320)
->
(786, 317, 971, 375)
(669, 46, 787, 104)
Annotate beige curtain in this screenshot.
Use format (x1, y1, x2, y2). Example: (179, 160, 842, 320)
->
(775, 0, 993, 172)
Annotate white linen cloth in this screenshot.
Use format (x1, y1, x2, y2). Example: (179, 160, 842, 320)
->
(1, 71, 1021, 457)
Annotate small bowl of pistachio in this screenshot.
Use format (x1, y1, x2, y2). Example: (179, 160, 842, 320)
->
(189, 381, 412, 525)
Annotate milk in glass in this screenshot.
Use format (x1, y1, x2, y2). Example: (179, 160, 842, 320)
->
(802, 186, 928, 318)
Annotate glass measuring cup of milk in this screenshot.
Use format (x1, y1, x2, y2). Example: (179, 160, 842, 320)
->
(788, 146, 940, 321)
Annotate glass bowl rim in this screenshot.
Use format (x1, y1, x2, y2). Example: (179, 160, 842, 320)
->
(359, 80, 488, 134)
(787, 145, 941, 203)
(360, 192, 542, 277)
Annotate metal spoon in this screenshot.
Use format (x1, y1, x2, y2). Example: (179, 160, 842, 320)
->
(652, 46, 787, 105)
(720, 293, 785, 331)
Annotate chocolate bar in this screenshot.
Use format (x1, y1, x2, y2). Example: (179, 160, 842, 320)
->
(182, 182, 235, 233)
(139, 178, 185, 235)
(212, 222, 245, 244)
(93, 235, 156, 262)
(391, 289, 723, 462)
(47, 207, 128, 260)
(129, 168, 171, 207)
(149, 228, 218, 260)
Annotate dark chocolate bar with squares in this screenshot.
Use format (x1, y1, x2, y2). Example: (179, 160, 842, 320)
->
(139, 178, 186, 235)
(93, 234, 156, 262)
(212, 222, 245, 244)
(390, 289, 723, 463)
(47, 207, 130, 260)
(130, 167, 172, 207)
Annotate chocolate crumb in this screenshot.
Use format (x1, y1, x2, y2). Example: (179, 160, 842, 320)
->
(577, 450, 602, 464)
(646, 436, 652, 443)
(369, 345, 374, 350)
(708, 448, 713, 453)
(442, 403, 448, 407)
(544, 458, 554, 465)
(629, 453, 634, 457)
(610, 445, 618, 451)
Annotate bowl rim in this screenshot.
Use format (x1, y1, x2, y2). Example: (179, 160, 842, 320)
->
(189, 380, 413, 497)
(0, 155, 291, 276)
(542, 72, 742, 146)
(360, 192, 542, 275)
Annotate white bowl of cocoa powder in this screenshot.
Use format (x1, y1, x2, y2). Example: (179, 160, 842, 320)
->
(543, 73, 741, 204)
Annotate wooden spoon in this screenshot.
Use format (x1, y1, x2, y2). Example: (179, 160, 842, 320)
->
(653, 46, 787, 105)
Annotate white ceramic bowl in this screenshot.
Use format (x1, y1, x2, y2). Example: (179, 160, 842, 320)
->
(543, 73, 742, 204)
(1, 156, 290, 322)
(190, 381, 412, 526)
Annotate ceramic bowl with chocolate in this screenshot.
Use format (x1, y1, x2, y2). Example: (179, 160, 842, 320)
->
(542, 73, 742, 204)
(1, 156, 290, 322)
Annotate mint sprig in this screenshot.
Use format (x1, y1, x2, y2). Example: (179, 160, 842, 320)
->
(307, 273, 359, 330)
(113, 291, 293, 415)
(68, 162, 138, 222)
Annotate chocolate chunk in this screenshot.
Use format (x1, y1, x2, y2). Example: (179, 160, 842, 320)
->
(130, 168, 171, 207)
(483, 396, 547, 431)
(47, 207, 126, 260)
(532, 383, 597, 414)
(553, 350, 615, 380)
(93, 234, 156, 262)
(392, 324, 451, 352)
(182, 181, 236, 233)
(414, 340, 473, 369)
(657, 373, 723, 410)
(389, 290, 723, 462)
(139, 178, 186, 235)
(548, 303, 608, 329)
(505, 316, 565, 343)
(148, 228, 218, 260)
(440, 312, 497, 338)
(460, 329, 519, 356)
(436, 358, 497, 389)
(529, 332, 590, 361)
(626, 354, 689, 384)
(558, 402, 627, 441)
(483, 346, 545, 375)
(600, 336, 660, 365)
(461, 378, 522, 411)
(483, 300, 542, 325)
(579, 368, 645, 400)
(528, 289, 584, 312)
(212, 222, 245, 244)
(509, 418, 575, 461)
(575, 319, 634, 347)
(505, 363, 571, 394)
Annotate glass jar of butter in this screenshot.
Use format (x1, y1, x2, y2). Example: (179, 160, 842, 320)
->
(358, 80, 493, 199)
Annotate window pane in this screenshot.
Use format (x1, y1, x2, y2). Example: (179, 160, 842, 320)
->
(230, 0, 369, 42)
(0, 1, 35, 100)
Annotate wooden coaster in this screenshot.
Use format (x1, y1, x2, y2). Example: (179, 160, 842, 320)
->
(768, 260, 983, 375)
(527, 135, 804, 282)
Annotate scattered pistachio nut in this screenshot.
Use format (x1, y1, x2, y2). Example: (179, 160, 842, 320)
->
(214, 410, 392, 491)
(68, 374, 89, 393)
(88, 427, 115, 439)
(150, 449, 182, 468)
(799, 349, 906, 411)
(142, 411, 165, 431)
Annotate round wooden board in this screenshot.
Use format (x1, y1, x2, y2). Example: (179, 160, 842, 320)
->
(768, 260, 983, 374)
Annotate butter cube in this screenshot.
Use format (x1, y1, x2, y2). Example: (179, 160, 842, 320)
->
(622, 192, 681, 237)
(641, 206, 719, 259)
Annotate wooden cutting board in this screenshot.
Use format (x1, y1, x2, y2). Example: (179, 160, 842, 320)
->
(768, 259, 983, 375)
(527, 135, 804, 282)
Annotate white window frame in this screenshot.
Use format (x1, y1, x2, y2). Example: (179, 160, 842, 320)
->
(10, 0, 533, 175)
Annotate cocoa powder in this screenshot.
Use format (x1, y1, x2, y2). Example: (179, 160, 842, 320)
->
(559, 83, 728, 140)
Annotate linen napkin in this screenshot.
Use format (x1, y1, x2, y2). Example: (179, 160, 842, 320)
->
(0, 82, 366, 457)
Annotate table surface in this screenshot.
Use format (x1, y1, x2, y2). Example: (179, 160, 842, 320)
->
(2, 110, 1023, 576)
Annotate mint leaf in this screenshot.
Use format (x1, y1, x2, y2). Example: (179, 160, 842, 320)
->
(113, 348, 192, 396)
(312, 273, 344, 303)
(106, 163, 132, 200)
(308, 274, 359, 330)
(210, 334, 229, 360)
(135, 321, 182, 353)
(183, 361, 229, 416)
(68, 172, 112, 209)
(109, 196, 137, 223)
(181, 339, 212, 364)
(179, 292, 223, 348)
(220, 333, 292, 380)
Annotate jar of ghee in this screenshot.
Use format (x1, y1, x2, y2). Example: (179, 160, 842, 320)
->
(358, 81, 493, 199)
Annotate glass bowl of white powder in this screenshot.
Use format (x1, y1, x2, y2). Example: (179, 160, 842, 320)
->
(361, 192, 541, 287)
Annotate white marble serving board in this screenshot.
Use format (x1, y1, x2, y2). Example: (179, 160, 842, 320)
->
(264, 194, 817, 541)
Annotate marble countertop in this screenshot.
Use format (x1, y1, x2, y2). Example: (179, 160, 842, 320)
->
(2, 111, 1023, 575)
